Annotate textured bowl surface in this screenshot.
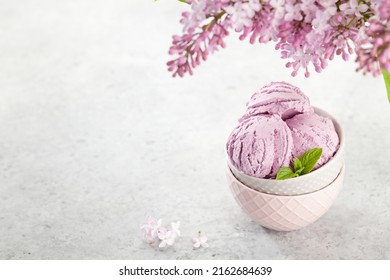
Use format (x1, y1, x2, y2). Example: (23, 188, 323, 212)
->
(227, 107, 344, 195)
(227, 164, 345, 231)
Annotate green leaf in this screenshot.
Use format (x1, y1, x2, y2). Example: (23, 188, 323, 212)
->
(299, 148, 323, 175)
(293, 158, 302, 173)
(276, 167, 296, 180)
(382, 69, 390, 103)
(295, 166, 304, 175)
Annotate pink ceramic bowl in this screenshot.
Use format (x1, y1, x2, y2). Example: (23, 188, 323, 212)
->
(227, 164, 345, 231)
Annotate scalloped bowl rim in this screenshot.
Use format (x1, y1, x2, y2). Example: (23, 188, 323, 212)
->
(227, 162, 345, 198)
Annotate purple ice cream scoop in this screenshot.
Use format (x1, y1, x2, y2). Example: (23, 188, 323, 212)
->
(226, 114, 293, 179)
(240, 81, 312, 121)
(286, 112, 340, 168)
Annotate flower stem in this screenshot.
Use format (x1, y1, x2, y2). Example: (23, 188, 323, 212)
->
(382, 69, 390, 102)
(346, 16, 356, 29)
(204, 10, 226, 30)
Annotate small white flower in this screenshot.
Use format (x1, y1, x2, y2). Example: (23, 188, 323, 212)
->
(192, 232, 209, 249)
(292, 48, 312, 68)
(141, 216, 181, 248)
(224, 0, 261, 31)
(312, 10, 333, 34)
(333, 35, 346, 49)
(140, 216, 160, 243)
(354, 24, 368, 44)
(340, 0, 369, 19)
(247, 0, 262, 17)
(284, 4, 303, 21)
(300, 0, 317, 22)
(191, 0, 207, 22)
(270, 0, 286, 21)
(269, 0, 286, 10)
(157, 228, 177, 248)
(320, 0, 338, 9)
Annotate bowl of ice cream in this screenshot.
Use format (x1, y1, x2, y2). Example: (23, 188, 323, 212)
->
(226, 82, 344, 196)
(225, 81, 345, 231)
(227, 163, 345, 231)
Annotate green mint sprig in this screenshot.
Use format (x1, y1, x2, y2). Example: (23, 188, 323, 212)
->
(276, 148, 323, 180)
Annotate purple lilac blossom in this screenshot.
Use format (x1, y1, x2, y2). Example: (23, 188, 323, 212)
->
(167, 0, 390, 78)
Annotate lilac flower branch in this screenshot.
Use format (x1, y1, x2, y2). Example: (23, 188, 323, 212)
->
(167, 5, 230, 77)
(167, 0, 390, 100)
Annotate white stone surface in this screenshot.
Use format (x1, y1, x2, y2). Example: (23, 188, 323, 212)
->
(0, 0, 390, 259)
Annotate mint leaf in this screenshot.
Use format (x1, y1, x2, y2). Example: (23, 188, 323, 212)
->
(276, 148, 323, 180)
(276, 167, 295, 180)
(299, 148, 323, 175)
(293, 158, 302, 173)
(382, 69, 390, 102)
(295, 166, 304, 175)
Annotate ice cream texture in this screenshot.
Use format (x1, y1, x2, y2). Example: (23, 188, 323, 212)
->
(286, 112, 339, 168)
(226, 114, 293, 178)
(240, 81, 312, 121)
(227, 81, 340, 179)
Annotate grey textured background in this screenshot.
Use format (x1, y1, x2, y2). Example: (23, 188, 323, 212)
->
(1, 0, 390, 259)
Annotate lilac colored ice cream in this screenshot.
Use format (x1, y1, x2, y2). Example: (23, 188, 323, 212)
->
(240, 81, 312, 121)
(286, 112, 339, 168)
(226, 81, 340, 179)
(226, 114, 293, 179)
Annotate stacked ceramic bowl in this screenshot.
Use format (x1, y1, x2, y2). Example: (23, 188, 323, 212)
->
(226, 83, 345, 231)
